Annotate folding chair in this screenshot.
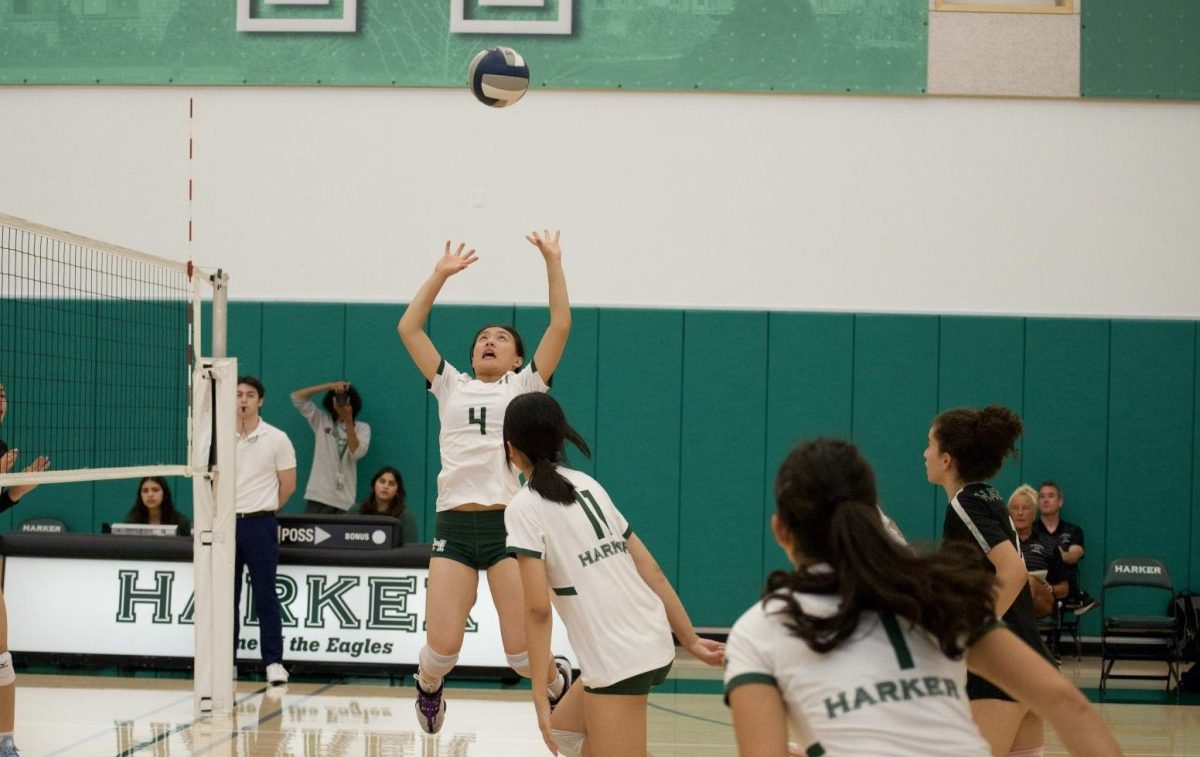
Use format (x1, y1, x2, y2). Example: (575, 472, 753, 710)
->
(1099, 556, 1181, 696)
(1039, 599, 1084, 661)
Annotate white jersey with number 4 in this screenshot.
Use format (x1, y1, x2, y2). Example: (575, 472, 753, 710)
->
(725, 593, 990, 757)
(505, 467, 676, 689)
(429, 360, 548, 512)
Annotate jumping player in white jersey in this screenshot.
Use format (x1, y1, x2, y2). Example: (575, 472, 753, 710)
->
(501, 392, 725, 757)
(725, 438, 1121, 757)
(397, 233, 573, 734)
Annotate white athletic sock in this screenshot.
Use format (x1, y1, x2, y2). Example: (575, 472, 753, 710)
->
(417, 646, 458, 693)
(1007, 748, 1044, 757)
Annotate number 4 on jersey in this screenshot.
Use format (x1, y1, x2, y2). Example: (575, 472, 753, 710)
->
(469, 406, 487, 435)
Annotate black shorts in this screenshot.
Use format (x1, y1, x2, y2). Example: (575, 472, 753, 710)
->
(968, 590, 1054, 702)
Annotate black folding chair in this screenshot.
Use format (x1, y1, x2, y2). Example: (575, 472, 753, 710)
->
(1099, 556, 1181, 696)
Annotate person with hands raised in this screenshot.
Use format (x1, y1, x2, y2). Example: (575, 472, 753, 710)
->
(397, 231, 574, 736)
(290, 380, 370, 515)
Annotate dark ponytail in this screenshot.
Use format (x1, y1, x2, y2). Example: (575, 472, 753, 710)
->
(768, 439, 995, 659)
(933, 405, 1023, 482)
(504, 393, 591, 505)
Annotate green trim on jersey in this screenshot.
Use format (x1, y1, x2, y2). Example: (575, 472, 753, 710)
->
(724, 671, 779, 694)
(966, 618, 1008, 647)
(805, 743, 827, 756)
(508, 546, 543, 559)
(881, 613, 915, 670)
(623, 525, 633, 539)
(552, 586, 578, 596)
(436, 359, 446, 375)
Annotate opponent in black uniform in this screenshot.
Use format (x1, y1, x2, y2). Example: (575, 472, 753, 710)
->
(924, 405, 1053, 757)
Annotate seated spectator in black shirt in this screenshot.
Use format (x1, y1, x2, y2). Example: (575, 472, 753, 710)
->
(1034, 480, 1096, 614)
(1008, 485, 1068, 617)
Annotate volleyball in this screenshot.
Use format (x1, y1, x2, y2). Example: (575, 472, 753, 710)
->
(468, 47, 530, 108)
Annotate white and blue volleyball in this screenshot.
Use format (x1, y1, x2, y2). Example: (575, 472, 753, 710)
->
(468, 47, 530, 108)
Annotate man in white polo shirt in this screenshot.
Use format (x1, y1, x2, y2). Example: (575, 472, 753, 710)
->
(235, 376, 297, 685)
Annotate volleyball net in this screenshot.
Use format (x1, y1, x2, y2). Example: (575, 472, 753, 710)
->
(0, 211, 237, 716)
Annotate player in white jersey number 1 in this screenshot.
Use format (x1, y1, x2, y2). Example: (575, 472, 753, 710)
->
(502, 392, 725, 757)
(397, 232, 574, 735)
(724, 438, 1121, 757)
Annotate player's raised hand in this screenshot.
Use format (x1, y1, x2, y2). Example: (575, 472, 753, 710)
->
(23, 456, 50, 474)
(688, 637, 726, 667)
(0, 449, 17, 475)
(526, 230, 562, 263)
(434, 241, 478, 278)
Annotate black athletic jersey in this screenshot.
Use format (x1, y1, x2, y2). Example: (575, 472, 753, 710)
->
(1033, 518, 1084, 591)
(0, 437, 16, 514)
(1018, 531, 1069, 587)
(942, 483, 1052, 694)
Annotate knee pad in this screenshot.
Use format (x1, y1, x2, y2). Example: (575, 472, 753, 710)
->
(551, 729, 585, 757)
(1007, 748, 1044, 757)
(0, 652, 14, 687)
(506, 651, 531, 678)
(418, 645, 459, 682)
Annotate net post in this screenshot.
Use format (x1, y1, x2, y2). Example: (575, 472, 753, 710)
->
(192, 356, 237, 717)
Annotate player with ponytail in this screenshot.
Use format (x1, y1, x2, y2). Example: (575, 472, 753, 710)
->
(726, 437, 1120, 757)
(503, 393, 724, 757)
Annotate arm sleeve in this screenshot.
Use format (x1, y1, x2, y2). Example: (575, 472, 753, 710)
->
(1066, 522, 1085, 550)
(723, 607, 779, 701)
(0, 490, 17, 515)
(428, 360, 460, 400)
(352, 421, 371, 461)
(515, 362, 551, 394)
(950, 492, 1014, 551)
(504, 499, 545, 559)
(275, 434, 298, 471)
(290, 394, 325, 433)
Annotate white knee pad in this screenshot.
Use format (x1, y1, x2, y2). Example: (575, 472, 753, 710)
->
(506, 651, 531, 677)
(0, 652, 14, 687)
(551, 729, 585, 757)
(418, 645, 458, 682)
(1007, 748, 1044, 757)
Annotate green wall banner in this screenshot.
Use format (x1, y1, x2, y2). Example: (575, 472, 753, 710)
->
(0, 0, 926, 93)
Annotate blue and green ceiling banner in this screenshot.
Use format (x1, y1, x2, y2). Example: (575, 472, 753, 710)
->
(0, 0, 927, 93)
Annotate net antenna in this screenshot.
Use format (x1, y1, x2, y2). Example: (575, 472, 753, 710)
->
(0, 212, 237, 716)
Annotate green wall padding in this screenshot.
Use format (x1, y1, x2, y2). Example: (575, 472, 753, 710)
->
(852, 315, 940, 542)
(1106, 321, 1195, 615)
(762, 312, 854, 577)
(1083, 0, 1200, 99)
(678, 310, 768, 626)
(594, 309, 684, 586)
(936, 316, 1025, 537)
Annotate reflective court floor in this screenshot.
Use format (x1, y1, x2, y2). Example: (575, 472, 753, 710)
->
(16, 656, 1200, 756)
